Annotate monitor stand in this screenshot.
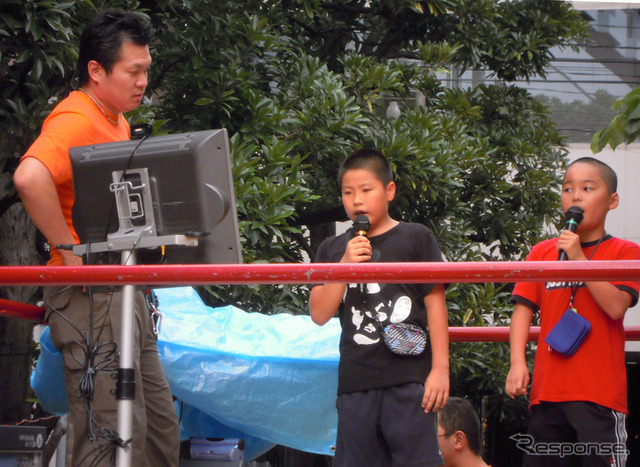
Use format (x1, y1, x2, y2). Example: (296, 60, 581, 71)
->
(68, 172, 198, 467)
(116, 248, 136, 467)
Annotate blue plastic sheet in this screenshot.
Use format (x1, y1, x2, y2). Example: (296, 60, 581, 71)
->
(31, 326, 67, 416)
(31, 286, 341, 460)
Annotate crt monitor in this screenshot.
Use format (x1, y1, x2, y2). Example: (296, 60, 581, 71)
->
(69, 129, 242, 264)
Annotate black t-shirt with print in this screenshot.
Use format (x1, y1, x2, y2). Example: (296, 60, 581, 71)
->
(313, 222, 445, 395)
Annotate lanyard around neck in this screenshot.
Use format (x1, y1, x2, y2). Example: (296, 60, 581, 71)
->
(569, 233, 605, 308)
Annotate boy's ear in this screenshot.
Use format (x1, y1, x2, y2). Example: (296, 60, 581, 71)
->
(609, 192, 620, 210)
(386, 181, 396, 201)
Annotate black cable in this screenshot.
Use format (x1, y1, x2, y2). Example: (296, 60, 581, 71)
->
(44, 133, 153, 465)
(100, 134, 149, 246)
(46, 284, 121, 466)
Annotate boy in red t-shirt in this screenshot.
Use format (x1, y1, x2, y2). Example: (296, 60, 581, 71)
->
(506, 157, 639, 466)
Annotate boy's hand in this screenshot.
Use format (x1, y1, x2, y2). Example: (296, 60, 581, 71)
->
(556, 230, 586, 261)
(506, 362, 530, 399)
(422, 367, 449, 413)
(341, 236, 372, 263)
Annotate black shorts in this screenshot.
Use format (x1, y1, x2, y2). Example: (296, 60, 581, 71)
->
(520, 401, 627, 467)
(334, 383, 443, 467)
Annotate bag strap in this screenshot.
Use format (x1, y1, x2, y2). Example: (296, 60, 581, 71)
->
(569, 233, 605, 309)
(359, 286, 386, 329)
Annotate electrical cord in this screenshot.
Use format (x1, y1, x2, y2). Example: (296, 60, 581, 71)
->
(50, 135, 153, 464)
(45, 278, 123, 465)
(100, 135, 149, 247)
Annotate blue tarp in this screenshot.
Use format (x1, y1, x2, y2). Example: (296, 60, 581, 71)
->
(31, 287, 341, 460)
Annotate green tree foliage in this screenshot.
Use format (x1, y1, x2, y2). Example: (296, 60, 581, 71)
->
(537, 90, 618, 143)
(592, 86, 640, 152)
(1, 0, 588, 440)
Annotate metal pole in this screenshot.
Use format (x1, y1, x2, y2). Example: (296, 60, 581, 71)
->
(115, 250, 136, 467)
(448, 326, 540, 342)
(1, 260, 640, 286)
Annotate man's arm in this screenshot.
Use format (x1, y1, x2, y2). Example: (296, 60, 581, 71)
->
(506, 303, 534, 398)
(13, 157, 81, 266)
(422, 284, 449, 413)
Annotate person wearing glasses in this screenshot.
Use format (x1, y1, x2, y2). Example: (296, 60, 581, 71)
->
(437, 397, 489, 467)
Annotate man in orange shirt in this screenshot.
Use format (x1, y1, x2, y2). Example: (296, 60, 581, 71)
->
(14, 10, 179, 466)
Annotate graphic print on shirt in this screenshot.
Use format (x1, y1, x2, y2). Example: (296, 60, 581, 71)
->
(348, 283, 413, 346)
(545, 281, 585, 291)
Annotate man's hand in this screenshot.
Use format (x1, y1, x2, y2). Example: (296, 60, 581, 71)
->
(60, 250, 83, 266)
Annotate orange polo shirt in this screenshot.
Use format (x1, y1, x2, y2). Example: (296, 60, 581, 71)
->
(21, 90, 130, 264)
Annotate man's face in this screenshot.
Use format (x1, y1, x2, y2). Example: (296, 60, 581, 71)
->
(94, 41, 152, 115)
(437, 421, 456, 466)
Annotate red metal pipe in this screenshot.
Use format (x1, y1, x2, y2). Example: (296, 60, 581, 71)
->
(448, 326, 540, 342)
(0, 260, 639, 286)
(0, 298, 46, 322)
(2, 302, 639, 343)
(2, 261, 640, 341)
(448, 326, 640, 342)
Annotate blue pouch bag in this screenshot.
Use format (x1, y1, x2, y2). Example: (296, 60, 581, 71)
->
(544, 308, 591, 356)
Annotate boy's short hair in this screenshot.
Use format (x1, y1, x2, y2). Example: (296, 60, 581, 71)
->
(78, 9, 154, 86)
(567, 157, 617, 194)
(338, 149, 393, 187)
(438, 397, 482, 456)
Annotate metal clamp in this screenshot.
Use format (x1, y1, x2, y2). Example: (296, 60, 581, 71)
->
(145, 291, 162, 336)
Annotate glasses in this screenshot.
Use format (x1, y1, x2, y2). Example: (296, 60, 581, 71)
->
(435, 416, 459, 438)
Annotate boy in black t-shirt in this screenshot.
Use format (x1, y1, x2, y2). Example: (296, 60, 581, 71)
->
(310, 148, 449, 467)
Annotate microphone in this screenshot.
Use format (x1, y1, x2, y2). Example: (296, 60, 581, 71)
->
(353, 214, 370, 238)
(353, 215, 370, 294)
(558, 206, 584, 261)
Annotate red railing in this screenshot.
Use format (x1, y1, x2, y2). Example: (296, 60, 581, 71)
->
(1, 261, 640, 341)
(0, 260, 639, 285)
(0, 298, 47, 322)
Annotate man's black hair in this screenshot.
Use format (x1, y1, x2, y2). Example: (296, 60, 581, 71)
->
(567, 156, 618, 194)
(77, 9, 153, 86)
(439, 397, 483, 456)
(338, 148, 393, 188)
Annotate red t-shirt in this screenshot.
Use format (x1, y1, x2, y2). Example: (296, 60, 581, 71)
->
(21, 91, 130, 265)
(512, 235, 640, 414)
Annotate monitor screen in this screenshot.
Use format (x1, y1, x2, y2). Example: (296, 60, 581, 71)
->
(69, 129, 242, 264)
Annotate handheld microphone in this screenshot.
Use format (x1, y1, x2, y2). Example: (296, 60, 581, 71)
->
(353, 214, 371, 238)
(353, 215, 370, 294)
(558, 206, 584, 261)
